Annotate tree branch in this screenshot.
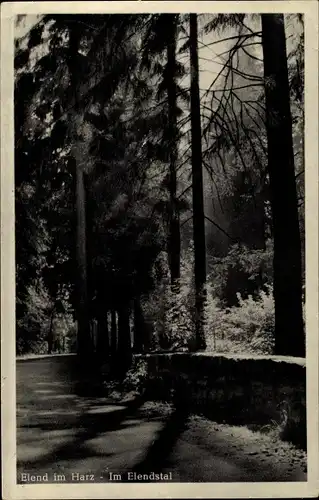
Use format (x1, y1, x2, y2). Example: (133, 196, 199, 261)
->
(204, 215, 237, 241)
(180, 215, 192, 227)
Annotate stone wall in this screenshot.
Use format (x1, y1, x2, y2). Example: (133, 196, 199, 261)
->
(137, 353, 306, 449)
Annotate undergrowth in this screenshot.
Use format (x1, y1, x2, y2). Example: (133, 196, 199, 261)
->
(205, 284, 275, 354)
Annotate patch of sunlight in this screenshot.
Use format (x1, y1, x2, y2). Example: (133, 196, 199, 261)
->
(18, 445, 51, 462)
(36, 409, 79, 416)
(42, 429, 74, 438)
(86, 405, 126, 415)
(34, 389, 56, 394)
(49, 394, 77, 399)
(121, 418, 143, 426)
(35, 382, 67, 386)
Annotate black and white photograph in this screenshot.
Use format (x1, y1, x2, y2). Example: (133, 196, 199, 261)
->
(1, 1, 318, 499)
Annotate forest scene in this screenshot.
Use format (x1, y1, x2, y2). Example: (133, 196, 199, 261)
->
(14, 11, 307, 483)
(15, 12, 305, 360)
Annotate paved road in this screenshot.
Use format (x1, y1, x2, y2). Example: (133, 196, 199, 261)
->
(17, 355, 307, 483)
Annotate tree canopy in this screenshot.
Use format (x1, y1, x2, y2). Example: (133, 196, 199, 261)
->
(15, 13, 305, 361)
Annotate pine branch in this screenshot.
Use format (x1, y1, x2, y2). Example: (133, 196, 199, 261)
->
(197, 32, 261, 50)
(295, 170, 304, 179)
(204, 215, 236, 241)
(202, 99, 257, 207)
(178, 184, 192, 199)
(180, 215, 192, 227)
(209, 83, 264, 93)
(241, 45, 263, 62)
(202, 159, 226, 214)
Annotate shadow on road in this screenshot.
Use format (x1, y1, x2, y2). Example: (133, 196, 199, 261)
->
(16, 356, 307, 483)
(17, 355, 192, 481)
(130, 402, 190, 479)
(17, 392, 147, 472)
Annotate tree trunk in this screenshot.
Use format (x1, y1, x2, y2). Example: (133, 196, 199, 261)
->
(167, 15, 181, 286)
(47, 306, 55, 355)
(75, 156, 92, 359)
(133, 298, 145, 353)
(189, 14, 207, 350)
(96, 310, 109, 363)
(68, 29, 93, 362)
(84, 171, 94, 340)
(117, 305, 132, 373)
(261, 14, 305, 357)
(110, 309, 117, 355)
(117, 306, 131, 353)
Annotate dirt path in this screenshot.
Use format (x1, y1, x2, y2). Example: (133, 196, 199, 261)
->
(16, 355, 307, 483)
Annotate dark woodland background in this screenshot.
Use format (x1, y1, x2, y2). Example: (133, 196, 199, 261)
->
(14, 13, 305, 372)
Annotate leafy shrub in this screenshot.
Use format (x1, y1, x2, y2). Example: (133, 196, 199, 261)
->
(145, 243, 277, 355)
(205, 285, 275, 354)
(122, 358, 149, 392)
(16, 283, 51, 354)
(16, 281, 77, 355)
(145, 248, 195, 350)
(203, 284, 225, 350)
(160, 279, 194, 350)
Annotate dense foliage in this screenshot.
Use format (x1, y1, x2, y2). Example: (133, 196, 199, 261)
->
(15, 13, 305, 361)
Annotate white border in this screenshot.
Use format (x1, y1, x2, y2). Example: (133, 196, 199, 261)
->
(1, 2, 318, 499)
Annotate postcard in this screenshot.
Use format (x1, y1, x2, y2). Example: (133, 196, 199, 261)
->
(1, 1, 318, 498)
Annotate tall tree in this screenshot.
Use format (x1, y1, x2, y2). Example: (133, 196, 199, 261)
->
(189, 14, 207, 350)
(140, 14, 183, 287)
(67, 28, 93, 360)
(133, 298, 146, 352)
(110, 309, 117, 355)
(96, 309, 109, 363)
(261, 14, 304, 357)
(166, 15, 181, 286)
(117, 305, 132, 374)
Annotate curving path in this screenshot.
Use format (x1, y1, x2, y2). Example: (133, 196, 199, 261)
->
(16, 355, 307, 483)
